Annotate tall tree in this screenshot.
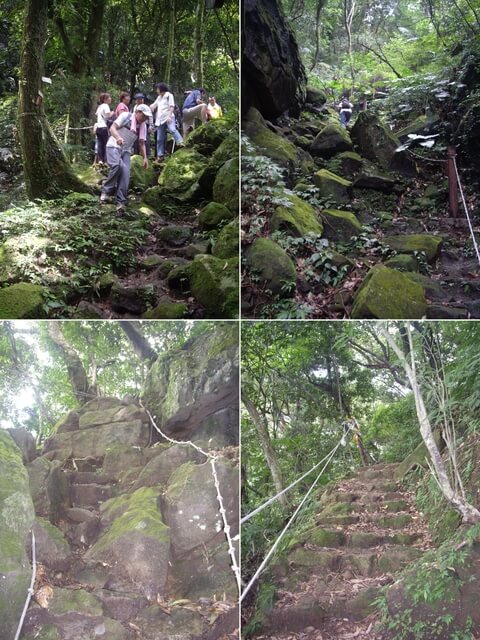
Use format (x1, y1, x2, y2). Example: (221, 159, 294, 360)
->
(17, 0, 90, 198)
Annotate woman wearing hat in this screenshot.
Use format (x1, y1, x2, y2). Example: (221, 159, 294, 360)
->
(100, 104, 153, 215)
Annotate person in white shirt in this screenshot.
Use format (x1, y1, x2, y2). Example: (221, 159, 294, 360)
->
(95, 93, 114, 163)
(150, 82, 183, 163)
(100, 104, 152, 215)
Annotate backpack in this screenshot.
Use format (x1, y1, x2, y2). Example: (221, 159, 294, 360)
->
(342, 99, 351, 109)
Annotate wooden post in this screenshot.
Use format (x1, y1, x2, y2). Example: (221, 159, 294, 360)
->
(447, 145, 459, 222)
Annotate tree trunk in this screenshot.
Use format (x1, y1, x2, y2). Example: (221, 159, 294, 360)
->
(47, 323, 95, 405)
(165, 0, 176, 85)
(380, 325, 480, 524)
(18, 0, 90, 199)
(193, 0, 206, 86)
(120, 321, 158, 363)
(242, 391, 289, 508)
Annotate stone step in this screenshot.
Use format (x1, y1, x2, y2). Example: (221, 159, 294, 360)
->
(67, 471, 115, 485)
(70, 483, 113, 507)
(305, 527, 419, 549)
(322, 490, 404, 505)
(372, 513, 413, 528)
(316, 515, 360, 526)
(288, 545, 421, 578)
(357, 465, 397, 480)
(65, 507, 98, 524)
(318, 499, 409, 519)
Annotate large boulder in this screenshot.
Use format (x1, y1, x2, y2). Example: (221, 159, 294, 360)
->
(130, 154, 155, 190)
(162, 459, 239, 554)
(189, 254, 239, 318)
(310, 122, 353, 158)
(156, 148, 208, 202)
(212, 219, 239, 259)
(142, 323, 239, 438)
(383, 234, 443, 263)
(0, 282, 46, 319)
(132, 444, 205, 491)
(211, 131, 239, 166)
(7, 428, 36, 463)
(184, 119, 231, 156)
(245, 237, 296, 297)
(212, 157, 239, 213)
(86, 486, 170, 599)
(351, 265, 427, 319)
(313, 169, 352, 204)
(243, 0, 307, 119)
(320, 209, 362, 242)
(243, 108, 299, 167)
(198, 201, 235, 230)
(32, 517, 71, 571)
(271, 193, 323, 236)
(173, 541, 238, 599)
(0, 430, 36, 640)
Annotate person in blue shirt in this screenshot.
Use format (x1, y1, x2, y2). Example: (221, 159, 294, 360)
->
(182, 87, 207, 138)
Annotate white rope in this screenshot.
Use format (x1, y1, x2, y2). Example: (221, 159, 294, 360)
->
(240, 438, 344, 603)
(14, 530, 36, 640)
(453, 157, 480, 267)
(140, 402, 241, 594)
(241, 428, 351, 525)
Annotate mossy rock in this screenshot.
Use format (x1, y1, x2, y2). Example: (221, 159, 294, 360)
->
(185, 119, 231, 155)
(313, 169, 352, 204)
(167, 263, 192, 293)
(328, 151, 363, 177)
(130, 154, 155, 190)
(212, 219, 239, 259)
(351, 265, 427, 319)
(245, 238, 296, 297)
(157, 148, 207, 201)
(189, 255, 238, 318)
(306, 86, 327, 104)
(384, 254, 419, 272)
(0, 282, 46, 319)
(212, 157, 239, 213)
(211, 131, 239, 166)
(383, 234, 443, 263)
(271, 193, 323, 236)
(405, 272, 446, 301)
(0, 235, 51, 283)
(243, 108, 297, 165)
(158, 225, 193, 246)
(320, 209, 362, 242)
(198, 201, 234, 230)
(310, 122, 353, 158)
(310, 528, 346, 547)
(142, 302, 188, 319)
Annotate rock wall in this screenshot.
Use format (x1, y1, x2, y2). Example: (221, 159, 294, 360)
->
(1, 326, 239, 640)
(243, 0, 307, 119)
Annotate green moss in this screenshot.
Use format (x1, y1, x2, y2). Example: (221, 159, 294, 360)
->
(383, 235, 443, 263)
(271, 193, 323, 236)
(212, 157, 239, 213)
(185, 119, 231, 155)
(130, 154, 155, 190)
(49, 587, 103, 616)
(245, 238, 296, 297)
(36, 517, 70, 552)
(309, 528, 345, 547)
(320, 501, 354, 516)
(211, 131, 239, 165)
(212, 219, 239, 259)
(165, 462, 197, 504)
(23, 624, 61, 640)
(385, 254, 419, 272)
(198, 202, 234, 230)
(351, 265, 427, 319)
(142, 302, 188, 319)
(311, 122, 353, 157)
(320, 209, 362, 241)
(189, 254, 238, 318)
(313, 169, 352, 204)
(0, 282, 46, 319)
(157, 148, 207, 201)
(244, 113, 297, 165)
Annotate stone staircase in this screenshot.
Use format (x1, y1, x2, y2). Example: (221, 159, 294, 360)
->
(260, 463, 432, 638)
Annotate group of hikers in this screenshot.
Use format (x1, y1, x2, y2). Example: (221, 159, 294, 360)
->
(94, 83, 223, 215)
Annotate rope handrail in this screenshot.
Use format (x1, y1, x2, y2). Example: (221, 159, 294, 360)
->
(453, 157, 480, 267)
(14, 530, 36, 640)
(241, 426, 351, 525)
(140, 402, 241, 594)
(240, 428, 352, 603)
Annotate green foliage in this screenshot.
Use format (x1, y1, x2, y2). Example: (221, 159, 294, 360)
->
(367, 395, 421, 462)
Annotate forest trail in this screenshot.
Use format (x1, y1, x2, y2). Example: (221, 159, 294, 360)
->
(256, 463, 434, 640)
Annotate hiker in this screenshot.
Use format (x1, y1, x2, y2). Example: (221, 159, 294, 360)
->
(100, 104, 152, 215)
(95, 93, 114, 163)
(206, 96, 223, 120)
(133, 92, 153, 157)
(150, 82, 183, 163)
(115, 91, 131, 118)
(338, 96, 353, 127)
(182, 87, 207, 138)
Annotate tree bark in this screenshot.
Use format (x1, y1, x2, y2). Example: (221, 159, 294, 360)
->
(165, 0, 176, 85)
(18, 0, 90, 199)
(242, 391, 289, 508)
(120, 321, 158, 363)
(193, 0, 206, 86)
(380, 325, 480, 524)
(47, 323, 95, 405)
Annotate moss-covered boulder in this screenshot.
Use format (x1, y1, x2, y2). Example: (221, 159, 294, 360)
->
(132, 444, 205, 491)
(189, 255, 238, 318)
(158, 225, 192, 246)
(211, 131, 239, 166)
(0, 430, 35, 640)
(33, 517, 70, 570)
(310, 122, 353, 158)
(271, 193, 323, 236)
(157, 148, 207, 202)
(212, 219, 239, 259)
(184, 119, 231, 155)
(133, 605, 205, 640)
(328, 151, 363, 178)
(212, 157, 239, 213)
(141, 323, 238, 438)
(142, 301, 188, 319)
(198, 201, 234, 230)
(86, 486, 170, 598)
(351, 265, 427, 319)
(320, 209, 362, 242)
(0, 282, 45, 319)
(351, 112, 416, 176)
(384, 254, 419, 272)
(243, 107, 298, 167)
(383, 234, 443, 263)
(130, 154, 155, 190)
(313, 169, 352, 204)
(306, 86, 327, 104)
(162, 460, 238, 555)
(245, 237, 296, 297)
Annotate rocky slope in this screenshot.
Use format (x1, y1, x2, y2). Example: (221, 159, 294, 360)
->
(0, 325, 239, 640)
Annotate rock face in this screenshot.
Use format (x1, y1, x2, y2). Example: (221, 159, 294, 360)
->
(0, 430, 36, 640)
(243, 0, 307, 119)
(18, 326, 239, 639)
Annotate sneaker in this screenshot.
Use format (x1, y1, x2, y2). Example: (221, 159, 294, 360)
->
(100, 193, 110, 204)
(116, 204, 126, 216)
